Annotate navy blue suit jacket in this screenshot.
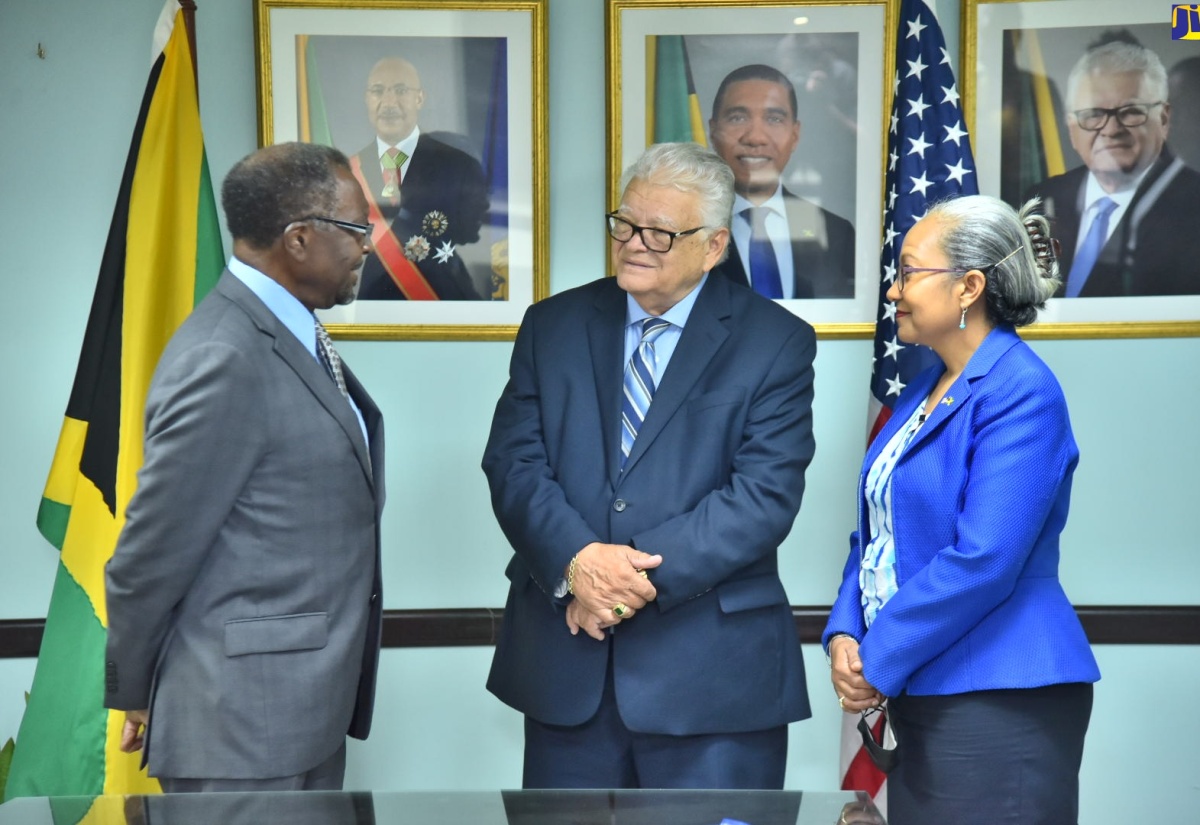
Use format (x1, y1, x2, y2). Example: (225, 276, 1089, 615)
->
(1025, 149, 1200, 296)
(483, 274, 816, 735)
(823, 327, 1099, 698)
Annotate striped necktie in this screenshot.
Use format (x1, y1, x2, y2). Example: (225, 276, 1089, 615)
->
(314, 319, 349, 398)
(380, 147, 407, 203)
(621, 317, 671, 466)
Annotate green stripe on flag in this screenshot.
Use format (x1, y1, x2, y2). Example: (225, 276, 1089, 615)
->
(3, 563, 107, 800)
(35, 498, 70, 553)
(195, 150, 223, 305)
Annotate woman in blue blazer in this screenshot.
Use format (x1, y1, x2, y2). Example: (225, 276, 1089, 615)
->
(823, 195, 1100, 824)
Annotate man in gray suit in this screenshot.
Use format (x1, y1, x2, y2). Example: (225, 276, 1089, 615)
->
(104, 142, 386, 792)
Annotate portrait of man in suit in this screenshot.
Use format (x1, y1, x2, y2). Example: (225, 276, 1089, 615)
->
(351, 55, 490, 301)
(707, 64, 856, 299)
(1026, 38, 1200, 297)
(104, 142, 386, 792)
(483, 142, 815, 790)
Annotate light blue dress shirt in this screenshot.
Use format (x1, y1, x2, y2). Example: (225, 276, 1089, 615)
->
(622, 273, 708, 371)
(227, 257, 368, 442)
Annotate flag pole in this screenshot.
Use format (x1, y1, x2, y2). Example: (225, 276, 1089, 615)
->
(177, 0, 198, 94)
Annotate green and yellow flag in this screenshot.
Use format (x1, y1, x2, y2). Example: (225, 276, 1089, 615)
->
(5, 0, 223, 800)
(647, 35, 707, 146)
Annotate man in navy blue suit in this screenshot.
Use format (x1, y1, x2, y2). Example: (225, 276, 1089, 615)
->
(482, 142, 816, 789)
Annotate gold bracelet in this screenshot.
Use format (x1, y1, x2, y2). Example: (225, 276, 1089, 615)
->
(567, 554, 579, 595)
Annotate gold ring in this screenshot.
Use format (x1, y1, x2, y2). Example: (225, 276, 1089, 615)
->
(637, 569, 648, 578)
(613, 603, 628, 617)
(838, 695, 846, 709)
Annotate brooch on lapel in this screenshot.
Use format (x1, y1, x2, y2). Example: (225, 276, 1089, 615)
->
(940, 396, 954, 406)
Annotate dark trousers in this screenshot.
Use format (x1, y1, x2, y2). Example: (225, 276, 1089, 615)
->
(887, 683, 1093, 825)
(159, 741, 346, 793)
(523, 655, 788, 789)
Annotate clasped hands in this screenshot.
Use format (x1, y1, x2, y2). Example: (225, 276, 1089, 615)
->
(829, 636, 885, 712)
(565, 542, 662, 641)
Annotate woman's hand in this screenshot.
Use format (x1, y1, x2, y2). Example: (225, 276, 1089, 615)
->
(829, 636, 885, 712)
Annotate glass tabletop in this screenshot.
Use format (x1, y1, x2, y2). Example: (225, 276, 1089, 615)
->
(0, 789, 885, 825)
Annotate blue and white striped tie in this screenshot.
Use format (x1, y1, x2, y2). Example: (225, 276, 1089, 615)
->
(621, 317, 671, 467)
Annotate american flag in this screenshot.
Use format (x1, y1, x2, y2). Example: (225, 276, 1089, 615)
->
(844, 0, 980, 804)
(867, 0, 979, 441)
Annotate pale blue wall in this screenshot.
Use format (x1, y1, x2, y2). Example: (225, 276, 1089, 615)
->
(1, 0, 1197, 819)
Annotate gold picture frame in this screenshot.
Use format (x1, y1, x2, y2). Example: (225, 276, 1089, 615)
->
(605, 0, 898, 338)
(961, 0, 1200, 338)
(254, 0, 549, 341)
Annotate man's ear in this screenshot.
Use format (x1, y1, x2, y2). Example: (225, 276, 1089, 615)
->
(282, 223, 310, 260)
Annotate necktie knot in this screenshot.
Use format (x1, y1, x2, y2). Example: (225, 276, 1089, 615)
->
(744, 205, 774, 231)
(640, 317, 671, 343)
(381, 147, 407, 169)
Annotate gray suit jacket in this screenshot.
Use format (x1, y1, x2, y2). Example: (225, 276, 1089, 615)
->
(104, 272, 385, 780)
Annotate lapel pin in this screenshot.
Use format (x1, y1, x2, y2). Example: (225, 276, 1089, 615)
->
(941, 396, 954, 406)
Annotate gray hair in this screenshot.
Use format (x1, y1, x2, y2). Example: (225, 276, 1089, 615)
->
(1066, 41, 1169, 109)
(618, 142, 735, 233)
(925, 194, 1059, 328)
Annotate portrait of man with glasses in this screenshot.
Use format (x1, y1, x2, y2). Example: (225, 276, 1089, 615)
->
(1025, 35, 1200, 297)
(349, 54, 491, 301)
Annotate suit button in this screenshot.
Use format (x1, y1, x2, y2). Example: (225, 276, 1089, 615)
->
(613, 499, 627, 512)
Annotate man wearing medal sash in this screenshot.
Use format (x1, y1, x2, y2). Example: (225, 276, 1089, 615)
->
(351, 56, 490, 300)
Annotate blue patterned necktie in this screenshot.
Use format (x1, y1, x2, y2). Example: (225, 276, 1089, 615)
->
(744, 206, 783, 299)
(620, 317, 671, 466)
(1065, 197, 1117, 297)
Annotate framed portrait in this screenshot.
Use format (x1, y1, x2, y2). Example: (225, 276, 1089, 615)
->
(963, 0, 1200, 337)
(606, 0, 896, 337)
(254, 0, 549, 341)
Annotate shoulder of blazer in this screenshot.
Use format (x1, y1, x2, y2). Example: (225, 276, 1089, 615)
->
(963, 326, 1025, 382)
(211, 271, 284, 341)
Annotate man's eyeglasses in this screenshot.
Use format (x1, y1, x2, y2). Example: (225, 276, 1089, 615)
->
(1071, 101, 1164, 132)
(896, 245, 1024, 292)
(366, 83, 421, 99)
(295, 216, 374, 239)
(606, 213, 706, 253)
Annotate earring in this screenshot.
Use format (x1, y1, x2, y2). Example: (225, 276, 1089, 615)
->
(959, 306, 968, 330)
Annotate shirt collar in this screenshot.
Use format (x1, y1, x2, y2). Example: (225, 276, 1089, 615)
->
(377, 126, 421, 162)
(733, 184, 787, 220)
(1083, 161, 1154, 211)
(227, 256, 319, 357)
(625, 273, 709, 330)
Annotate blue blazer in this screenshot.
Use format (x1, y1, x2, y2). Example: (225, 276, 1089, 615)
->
(823, 327, 1100, 698)
(483, 274, 816, 735)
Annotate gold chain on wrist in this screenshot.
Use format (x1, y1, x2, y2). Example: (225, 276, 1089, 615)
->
(567, 554, 579, 595)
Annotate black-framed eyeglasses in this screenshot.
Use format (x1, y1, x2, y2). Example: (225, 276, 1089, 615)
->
(606, 213, 706, 253)
(1071, 101, 1164, 131)
(294, 215, 374, 239)
(897, 245, 1024, 293)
